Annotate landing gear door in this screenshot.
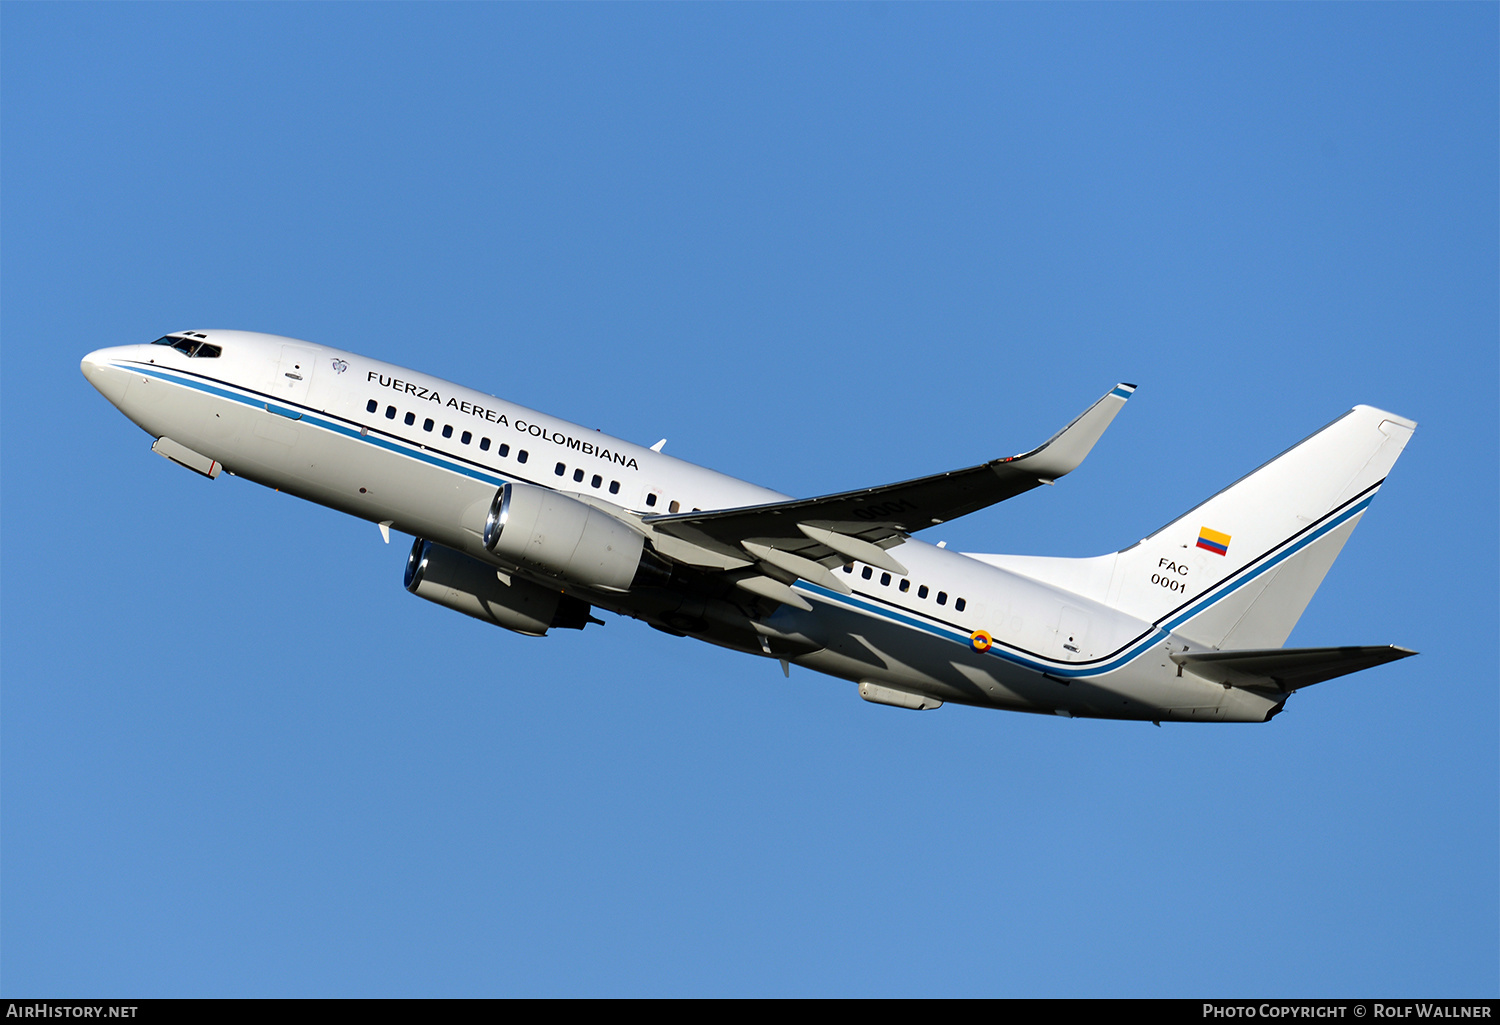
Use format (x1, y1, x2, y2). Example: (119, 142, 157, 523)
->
(274, 345, 319, 405)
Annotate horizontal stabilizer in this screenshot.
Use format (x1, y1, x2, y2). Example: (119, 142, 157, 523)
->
(1171, 645, 1416, 692)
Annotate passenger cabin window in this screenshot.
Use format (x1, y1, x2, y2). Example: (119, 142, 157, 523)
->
(861, 567, 872, 580)
(936, 591, 948, 606)
(442, 425, 453, 439)
(899, 579, 910, 593)
(918, 585, 929, 599)
(955, 597, 967, 612)
(423, 418, 434, 432)
(385, 406, 397, 419)
(480, 437, 490, 451)
(669, 500, 681, 513)
(366, 399, 378, 413)
(608, 481, 620, 495)
(461, 431, 472, 445)
(555, 462, 566, 476)
(573, 468, 584, 483)
(591, 474, 602, 489)
(517, 450, 528, 463)
(646, 493, 657, 507)
(404, 412, 415, 426)
(880, 573, 891, 586)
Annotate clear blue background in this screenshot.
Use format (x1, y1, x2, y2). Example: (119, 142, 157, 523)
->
(3, 3, 1495, 997)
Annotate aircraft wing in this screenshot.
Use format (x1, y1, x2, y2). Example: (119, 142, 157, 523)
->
(641, 384, 1134, 606)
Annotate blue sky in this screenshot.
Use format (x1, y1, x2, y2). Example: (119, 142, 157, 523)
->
(3, 3, 1495, 997)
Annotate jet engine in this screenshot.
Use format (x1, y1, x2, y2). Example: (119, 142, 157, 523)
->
(482, 481, 670, 592)
(404, 538, 595, 636)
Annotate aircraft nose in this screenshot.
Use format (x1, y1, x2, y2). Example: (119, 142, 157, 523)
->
(80, 346, 135, 408)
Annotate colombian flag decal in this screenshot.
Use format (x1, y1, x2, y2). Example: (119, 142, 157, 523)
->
(1197, 527, 1231, 556)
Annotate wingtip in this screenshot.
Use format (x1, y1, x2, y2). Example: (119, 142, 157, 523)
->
(1007, 382, 1135, 478)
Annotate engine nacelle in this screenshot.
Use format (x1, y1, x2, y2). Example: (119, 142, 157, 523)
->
(482, 481, 667, 592)
(404, 538, 593, 636)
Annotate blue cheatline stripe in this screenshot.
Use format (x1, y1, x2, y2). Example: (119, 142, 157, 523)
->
(792, 578, 1140, 677)
(120, 362, 512, 488)
(791, 486, 1378, 679)
(1157, 492, 1373, 638)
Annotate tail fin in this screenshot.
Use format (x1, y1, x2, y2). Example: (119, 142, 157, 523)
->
(1112, 405, 1415, 647)
(970, 406, 1415, 649)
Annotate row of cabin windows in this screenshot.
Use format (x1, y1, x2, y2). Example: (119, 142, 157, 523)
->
(552, 461, 622, 495)
(549, 467, 695, 513)
(370, 398, 526, 462)
(842, 563, 967, 612)
(367, 398, 621, 496)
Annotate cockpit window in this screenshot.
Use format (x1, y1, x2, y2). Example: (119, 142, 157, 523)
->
(150, 335, 219, 358)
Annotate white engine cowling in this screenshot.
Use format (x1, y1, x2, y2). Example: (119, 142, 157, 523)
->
(404, 538, 592, 636)
(482, 481, 661, 592)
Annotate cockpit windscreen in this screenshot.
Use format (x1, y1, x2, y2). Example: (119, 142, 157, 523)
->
(151, 334, 221, 358)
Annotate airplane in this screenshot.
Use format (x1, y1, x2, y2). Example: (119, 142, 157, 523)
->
(80, 330, 1417, 723)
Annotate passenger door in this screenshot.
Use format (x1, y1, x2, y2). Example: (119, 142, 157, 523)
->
(273, 345, 319, 406)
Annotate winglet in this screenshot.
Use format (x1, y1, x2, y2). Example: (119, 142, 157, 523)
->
(1003, 383, 1135, 480)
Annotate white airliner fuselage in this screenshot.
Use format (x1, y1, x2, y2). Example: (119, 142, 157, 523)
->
(81, 330, 1416, 723)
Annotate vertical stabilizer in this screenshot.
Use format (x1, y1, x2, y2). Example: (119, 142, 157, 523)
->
(1102, 406, 1415, 648)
